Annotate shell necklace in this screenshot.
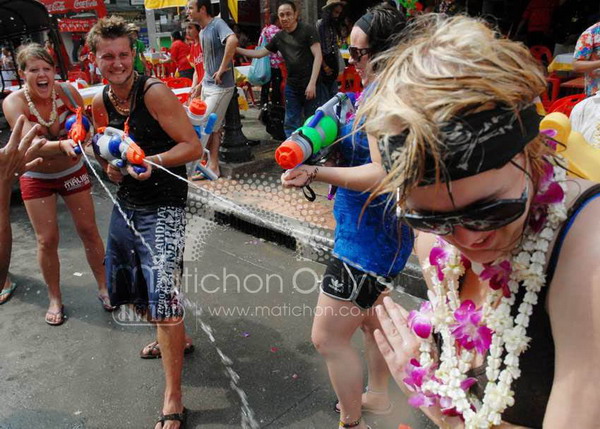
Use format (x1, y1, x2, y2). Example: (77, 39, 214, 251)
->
(108, 73, 138, 116)
(24, 85, 58, 128)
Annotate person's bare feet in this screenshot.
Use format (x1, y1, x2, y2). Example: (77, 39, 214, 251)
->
(0, 277, 16, 304)
(45, 298, 64, 325)
(154, 396, 185, 429)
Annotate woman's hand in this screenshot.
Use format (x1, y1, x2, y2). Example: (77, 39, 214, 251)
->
(374, 296, 421, 387)
(59, 139, 79, 158)
(281, 165, 317, 188)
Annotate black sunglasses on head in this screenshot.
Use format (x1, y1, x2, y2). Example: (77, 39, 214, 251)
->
(400, 184, 529, 236)
(348, 46, 370, 62)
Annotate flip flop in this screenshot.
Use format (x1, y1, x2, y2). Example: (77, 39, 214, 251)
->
(45, 305, 65, 326)
(140, 340, 195, 359)
(156, 407, 187, 429)
(333, 400, 393, 416)
(97, 293, 116, 312)
(0, 282, 17, 305)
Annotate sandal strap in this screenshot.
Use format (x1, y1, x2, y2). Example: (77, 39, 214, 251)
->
(158, 408, 186, 423)
(339, 419, 361, 428)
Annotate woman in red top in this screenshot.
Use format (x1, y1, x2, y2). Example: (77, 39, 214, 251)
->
(186, 21, 204, 99)
(170, 30, 194, 80)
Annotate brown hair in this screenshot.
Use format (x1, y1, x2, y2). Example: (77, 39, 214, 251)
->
(86, 15, 135, 53)
(356, 14, 550, 205)
(16, 43, 54, 71)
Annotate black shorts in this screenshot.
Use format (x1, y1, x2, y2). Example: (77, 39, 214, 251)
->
(321, 257, 391, 309)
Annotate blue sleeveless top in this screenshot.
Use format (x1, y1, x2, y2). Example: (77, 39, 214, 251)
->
(332, 121, 414, 277)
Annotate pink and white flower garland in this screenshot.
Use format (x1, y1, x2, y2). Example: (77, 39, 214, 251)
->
(405, 162, 567, 428)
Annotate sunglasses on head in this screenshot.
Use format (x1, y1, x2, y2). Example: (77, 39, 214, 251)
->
(348, 46, 370, 62)
(400, 183, 529, 236)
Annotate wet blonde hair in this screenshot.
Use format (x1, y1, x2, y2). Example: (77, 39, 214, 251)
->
(16, 43, 54, 71)
(357, 14, 550, 205)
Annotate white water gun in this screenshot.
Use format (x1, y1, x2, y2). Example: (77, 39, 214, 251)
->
(92, 127, 147, 175)
(185, 98, 219, 180)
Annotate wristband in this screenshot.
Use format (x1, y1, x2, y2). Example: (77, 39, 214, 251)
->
(155, 154, 164, 166)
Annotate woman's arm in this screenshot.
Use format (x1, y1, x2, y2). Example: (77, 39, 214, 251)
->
(2, 91, 78, 157)
(543, 191, 600, 427)
(281, 134, 386, 192)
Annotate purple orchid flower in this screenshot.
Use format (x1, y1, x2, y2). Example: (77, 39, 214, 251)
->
(480, 260, 512, 298)
(408, 302, 434, 339)
(528, 205, 548, 233)
(540, 129, 558, 150)
(535, 181, 564, 205)
(429, 246, 449, 281)
(450, 300, 493, 354)
(404, 359, 439, 409)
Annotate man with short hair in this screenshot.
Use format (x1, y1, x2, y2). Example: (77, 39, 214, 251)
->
(187, 0, 238, 178)
(237, 0, 322, 138)
(573, 21, 600, 96)
(88, 16, 202, 429)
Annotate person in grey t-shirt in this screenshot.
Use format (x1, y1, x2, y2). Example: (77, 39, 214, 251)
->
(187, 0, 238, 178)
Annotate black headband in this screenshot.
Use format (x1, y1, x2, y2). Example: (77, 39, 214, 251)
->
(355, 12, 374, 34)
(380, 105, 542, 185)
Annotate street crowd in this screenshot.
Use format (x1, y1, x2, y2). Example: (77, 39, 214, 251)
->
(2, 0, 600, 428)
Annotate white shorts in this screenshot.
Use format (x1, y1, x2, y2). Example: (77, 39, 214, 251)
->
(200, 85, 235, 131)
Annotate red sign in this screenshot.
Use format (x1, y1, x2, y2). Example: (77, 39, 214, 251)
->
(58, 18, 97, 33)
(37, 0, 107, 17)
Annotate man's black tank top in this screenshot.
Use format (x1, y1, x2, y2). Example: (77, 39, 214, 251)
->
(466, 183, 600, 427)
(102, 75, 187, 209)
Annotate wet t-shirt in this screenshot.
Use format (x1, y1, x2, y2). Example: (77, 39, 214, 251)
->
(265, 22, 319, 89)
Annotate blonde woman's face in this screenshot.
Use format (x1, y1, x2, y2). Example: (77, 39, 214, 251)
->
(349, 26, 369, 84)
(21, 58, 55, 99)
(405, 156, 531, 264)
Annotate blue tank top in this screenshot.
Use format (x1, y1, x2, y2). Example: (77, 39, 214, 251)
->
(332, 121, 413, 277)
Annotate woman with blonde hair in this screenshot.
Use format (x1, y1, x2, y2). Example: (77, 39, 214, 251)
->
(359, 14, 600, 428)
(2, 43, 111, 325)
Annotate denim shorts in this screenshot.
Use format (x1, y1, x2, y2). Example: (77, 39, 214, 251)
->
(106, 205, 187, 320)
(321, 257, 391, 309)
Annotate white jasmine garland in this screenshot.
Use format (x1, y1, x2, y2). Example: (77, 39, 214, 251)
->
(24, 85, 58, 128)
(410, 163, 567, 428)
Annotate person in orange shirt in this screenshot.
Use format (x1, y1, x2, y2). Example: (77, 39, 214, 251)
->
(170, 30, 194, 80)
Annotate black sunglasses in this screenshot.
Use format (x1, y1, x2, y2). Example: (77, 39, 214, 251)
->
(348, 46, 370, 62)
(400, 184, 529, 236)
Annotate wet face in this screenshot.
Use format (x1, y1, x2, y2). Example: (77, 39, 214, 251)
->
(349, 26, 369, 84)
(278, 4, 297, 31)
(21, 58, 55, 99)
(92, 37, 134, 86)
(405, 156, 531, 264)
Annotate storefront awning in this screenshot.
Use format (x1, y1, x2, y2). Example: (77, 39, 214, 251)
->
(0, 0, 53, 40)
(37, 0, 107, 17)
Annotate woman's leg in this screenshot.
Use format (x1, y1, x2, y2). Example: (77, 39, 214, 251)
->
(24, 195, 62, 321)
(312, 292, 368, 428)
(62, 189, 107, 296)
(360, 293, 391, 410)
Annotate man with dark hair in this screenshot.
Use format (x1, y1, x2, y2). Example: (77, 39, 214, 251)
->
(187, 0, 238, 178)
(88, 15, 202, 429)
(237, 0, 322, 138)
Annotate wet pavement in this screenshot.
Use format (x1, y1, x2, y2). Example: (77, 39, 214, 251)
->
(0, 105, 433, 429)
